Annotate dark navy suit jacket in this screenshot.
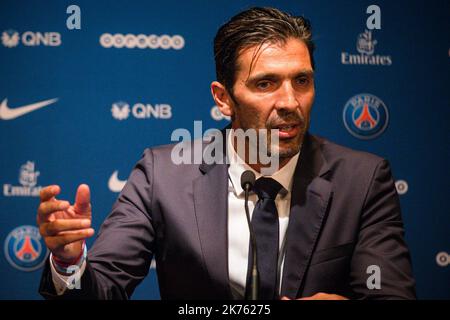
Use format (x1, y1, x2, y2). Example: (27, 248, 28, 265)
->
(39, 132, 416, 299)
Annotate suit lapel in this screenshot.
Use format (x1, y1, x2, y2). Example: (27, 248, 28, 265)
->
(281, 133, 333, 298)
(192, 129, 332, 299)
(192, 130, 232, 299)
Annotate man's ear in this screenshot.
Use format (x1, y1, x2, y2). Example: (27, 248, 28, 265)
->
(211, 81, 234, 117)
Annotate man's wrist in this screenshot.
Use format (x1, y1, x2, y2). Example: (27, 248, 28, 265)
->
(51, 242, 87, 275)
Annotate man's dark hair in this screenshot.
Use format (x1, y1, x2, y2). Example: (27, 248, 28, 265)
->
(214, 7, 315, 92)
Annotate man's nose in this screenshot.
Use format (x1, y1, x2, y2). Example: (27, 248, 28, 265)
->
(274, 82, 300, 111)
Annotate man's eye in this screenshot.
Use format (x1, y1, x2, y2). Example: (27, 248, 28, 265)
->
(256, 81, 271, 90)
(296, 77, 309, 85)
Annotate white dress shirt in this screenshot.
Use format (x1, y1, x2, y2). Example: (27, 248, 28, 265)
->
(50, 247, 87, 295)
(226, 130, 300, 299)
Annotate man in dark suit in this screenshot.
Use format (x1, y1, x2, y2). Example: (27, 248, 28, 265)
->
(37, 7, 416, 300)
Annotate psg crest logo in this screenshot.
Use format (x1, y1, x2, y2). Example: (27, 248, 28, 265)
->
(342, 93, 389, 139)
(4, 225, 49, 272)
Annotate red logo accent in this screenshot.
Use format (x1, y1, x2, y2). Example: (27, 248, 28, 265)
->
(355, 103, 377, 129)
(16, 236, 39, 261)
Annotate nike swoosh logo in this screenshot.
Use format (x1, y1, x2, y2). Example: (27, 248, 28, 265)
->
(108, 170, 127, 193)
(0, 98, 58, 120)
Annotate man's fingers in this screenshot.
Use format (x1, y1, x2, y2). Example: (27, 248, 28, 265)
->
(299, 293, 325, 300)
(40, 185, 61, 202)
(40, 219, 91, 236)
(38, 200, 70, 217)
(74, 184, 91, 214)
(46, 228, 95, 247)
(298, 293, 348, 300)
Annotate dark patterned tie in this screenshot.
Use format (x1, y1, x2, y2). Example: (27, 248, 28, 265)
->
(247, 177, 283, 300)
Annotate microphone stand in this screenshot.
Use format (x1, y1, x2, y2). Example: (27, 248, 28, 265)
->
(244, 182, 258, 300)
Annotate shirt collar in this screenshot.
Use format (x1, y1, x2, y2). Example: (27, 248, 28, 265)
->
(227, 129, 300, 198)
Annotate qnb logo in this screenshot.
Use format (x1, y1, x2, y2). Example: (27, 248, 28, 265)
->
(343, 93, 389, 139)
(3, 161, 43, 197)
(395, 180, 408, 195)
(1, 30, 62, 48)
(211, 105, 230, 121)
(100, 33, 184, 50)
(1, 30, 19, 47)
(111, 101, 130, 120)
(4, 225, 49, 271)
(341, 30, 392, 66)
(111, 101, 172, 120)
(436, 252, 450, 267)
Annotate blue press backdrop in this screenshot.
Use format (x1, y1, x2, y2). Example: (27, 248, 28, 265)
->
(0, 0, 449, 299)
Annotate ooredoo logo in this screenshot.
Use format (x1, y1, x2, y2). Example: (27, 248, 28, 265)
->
(436, 252, 449, 267)
(100, 33, 184, 50)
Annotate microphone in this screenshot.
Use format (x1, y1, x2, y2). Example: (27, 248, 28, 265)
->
(240, 170, 258, 300)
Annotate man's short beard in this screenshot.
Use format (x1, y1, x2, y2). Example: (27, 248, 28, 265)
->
(268, 132, 304, 159)
(275, 144, 302, 159)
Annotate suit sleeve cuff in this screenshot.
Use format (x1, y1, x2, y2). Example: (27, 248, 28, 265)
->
(50, 244, 87, 295)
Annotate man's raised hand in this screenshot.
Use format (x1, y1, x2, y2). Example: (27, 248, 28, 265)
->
(37, 184, 94, 263)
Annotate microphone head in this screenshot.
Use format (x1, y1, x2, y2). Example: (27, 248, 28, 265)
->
(241, 170, 256, 190)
